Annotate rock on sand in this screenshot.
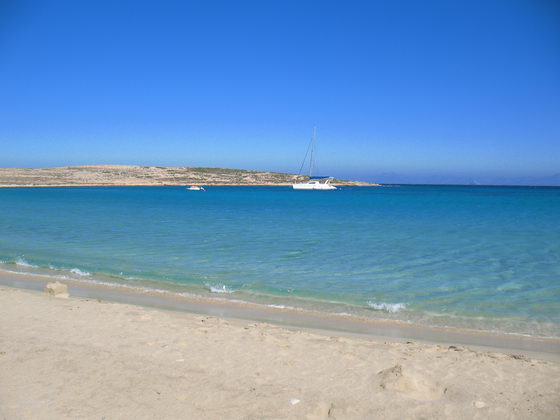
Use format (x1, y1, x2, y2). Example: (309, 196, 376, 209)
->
(44, 281, 69, 298)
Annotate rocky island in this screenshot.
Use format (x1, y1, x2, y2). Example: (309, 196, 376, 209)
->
(0, 165, 377, 187)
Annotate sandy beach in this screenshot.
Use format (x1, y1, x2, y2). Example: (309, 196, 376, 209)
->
(1, 285, 559, 419)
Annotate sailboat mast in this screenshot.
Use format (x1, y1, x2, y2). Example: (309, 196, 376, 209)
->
(309, 126, 316, 177)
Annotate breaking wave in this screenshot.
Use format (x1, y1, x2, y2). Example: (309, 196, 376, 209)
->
(205, 283, 234, 294)
(15, 257, 37, 268)
(266, 304, 296, 310)
(70, 268, 91, 277)
(367, 301, 407, 313)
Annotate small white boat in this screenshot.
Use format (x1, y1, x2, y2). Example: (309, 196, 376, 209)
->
(293, 176, 336, 190)
(293, 127, 337, 190)
(186, 185, 205, 191)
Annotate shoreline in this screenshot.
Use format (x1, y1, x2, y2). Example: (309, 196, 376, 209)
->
(0, 183, 380, 188)
(2, 269, 558, 360)
(0, 165, 380, 187)
(1, 284, 559, 418)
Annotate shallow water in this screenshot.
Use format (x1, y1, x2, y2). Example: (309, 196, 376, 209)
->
(1, 185, 559, 337)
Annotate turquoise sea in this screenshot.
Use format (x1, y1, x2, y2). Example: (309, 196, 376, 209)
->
(1, 185, 559, 337)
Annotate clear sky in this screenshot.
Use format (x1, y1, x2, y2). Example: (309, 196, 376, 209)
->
(1, 0, 559, 184)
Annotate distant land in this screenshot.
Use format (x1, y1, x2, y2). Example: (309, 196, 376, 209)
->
(365, 172, 560, 187)
(0, 165, 378, 187)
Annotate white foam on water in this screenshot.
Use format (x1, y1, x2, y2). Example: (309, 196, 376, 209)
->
(267, 304, 296, 310)
(117, 272, 141, 281)
(70, 268, 91, 277)
(367, 301, 407, 313)
(15, 257, 36, 268)
(2, 266, 558, 339)
(205, 283, 234, 294)
(1, 268, 70, 281)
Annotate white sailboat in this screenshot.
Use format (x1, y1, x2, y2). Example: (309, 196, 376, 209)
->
(292, 127, 336, 190)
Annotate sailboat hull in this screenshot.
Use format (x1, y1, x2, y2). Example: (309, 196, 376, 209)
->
(292, 182, 336, 190)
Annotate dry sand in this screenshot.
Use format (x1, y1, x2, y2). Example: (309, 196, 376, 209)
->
(1, 286, 559, 419)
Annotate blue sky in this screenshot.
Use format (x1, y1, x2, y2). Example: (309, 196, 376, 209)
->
(1, 0, 559, 184)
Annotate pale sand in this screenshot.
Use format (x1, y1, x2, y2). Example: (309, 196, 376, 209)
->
(1, 286, 559, 419)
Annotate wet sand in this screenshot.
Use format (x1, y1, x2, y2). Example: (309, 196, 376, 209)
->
(1, 269, 559, 359)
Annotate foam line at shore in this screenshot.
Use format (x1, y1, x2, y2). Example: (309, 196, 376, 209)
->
(0, 262, 556, 340)
(1, 268, 559, 359)
(3, 259, 558, 340)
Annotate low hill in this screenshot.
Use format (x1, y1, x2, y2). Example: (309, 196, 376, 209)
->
(0, 165, 377, 187)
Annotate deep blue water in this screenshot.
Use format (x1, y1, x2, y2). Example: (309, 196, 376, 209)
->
(1, 185, 559, 336)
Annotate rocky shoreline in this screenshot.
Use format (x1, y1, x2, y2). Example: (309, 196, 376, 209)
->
(0, 165, 378, 187)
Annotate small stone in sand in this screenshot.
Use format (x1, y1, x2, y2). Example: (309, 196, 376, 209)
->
(290, 398, 300, 405)
(474, 401, 487, 408)
(510, 354, 530, 361)
(378, 364, 446, 401)
(44, 282, 69, 298)
(448, 345, 466, 352)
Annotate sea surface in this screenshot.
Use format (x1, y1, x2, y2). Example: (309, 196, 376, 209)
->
(1, 185, 559, 337)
